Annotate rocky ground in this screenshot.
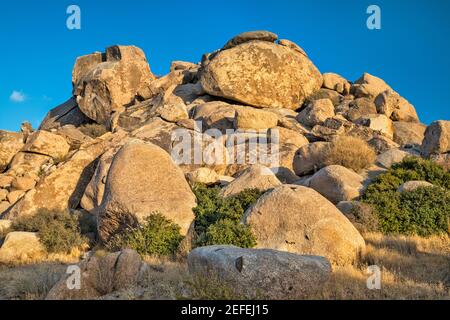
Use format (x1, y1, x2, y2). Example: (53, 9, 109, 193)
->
(0, 30, 448, 300)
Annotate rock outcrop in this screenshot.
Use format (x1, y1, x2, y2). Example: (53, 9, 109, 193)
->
(201, 35, 322, 109)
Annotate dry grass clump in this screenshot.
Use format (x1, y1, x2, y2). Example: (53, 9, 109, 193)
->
(309, 233, 450, 300)
(0, 264, 65, 300)
(323, 135, 376, 172)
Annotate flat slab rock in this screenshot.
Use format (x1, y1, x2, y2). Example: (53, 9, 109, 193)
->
(188, 245, 331, 299)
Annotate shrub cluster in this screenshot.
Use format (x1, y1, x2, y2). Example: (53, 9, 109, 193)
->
(11, 210, 87, 253)
(192, 184, 261, 248)
(363, 157, 450, 236)
(105, 213, 184, 257)
(323, 135, 376, 172)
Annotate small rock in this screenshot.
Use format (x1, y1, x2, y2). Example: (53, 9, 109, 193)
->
(356, 114, 394, 139)
(322, 73, 350, 94)
(222, 30, 278, 50)
(393, 122, 426, 147)
(376, 149, 416, 169)
(220, 165, 281, 197)
(22, 130, 70, 161)
(186, 168, 221, 186)
(309, 165, 364, 204)
(421, 120, 450, 157)
(7, 190, 25, 205)
(0, 175, 14, 188)
(234, 107, 278, 130)
(293, 142, 330, 176)
(0, 219, 12, 233)
(296, 99, 335, 128)
(11, 176, 36, 191)
(0, 189, 8, 202)
(397, 181, 434, 193)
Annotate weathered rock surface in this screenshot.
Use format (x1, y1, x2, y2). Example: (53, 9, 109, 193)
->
(11, 176, 36, 191)
(376, 149, 416, 169)
(309, 165, 364, 204)
(0, 130, 24, 172)
(0, 219, 11, 233)
(375, 90, 419, 122)
(97, 140, 196, 242)
(393, 122, 426, 147)
(185, 167, 221, 186)
(22, 130, 70, 161)
(201, 40, 322, 109)
(322, 73, 350, 94)
(296, 99, 335, 127)
(293, 142, 330, 176)
(39, 98, 91, 130)
(421, 120, 450, 157)
(356, 114, 394, 139)
(352, 73, 392, 99)
(243, 185, 366, 265)
(188, 245, 331, 299)
(75, 46, 155, 126)
(234, 106, 278, 130)
(4, 132, 126, 219)
(220, 165, 281, 197)
(222, 30, 278, 50)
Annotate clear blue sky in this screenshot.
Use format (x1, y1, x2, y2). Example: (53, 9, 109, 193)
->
(1, 0, 449, 131)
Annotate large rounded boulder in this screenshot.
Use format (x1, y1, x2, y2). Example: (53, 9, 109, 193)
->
(188, 245, 331, 299)
(97, 140, 196, 242)
(200, 36, 322, 110)
(243, 185, 366, 265)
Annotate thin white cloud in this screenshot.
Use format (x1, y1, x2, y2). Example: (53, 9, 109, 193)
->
(9, 90, 26, 103)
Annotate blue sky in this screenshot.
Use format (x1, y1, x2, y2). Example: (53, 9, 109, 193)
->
(1, 0, 449, 131)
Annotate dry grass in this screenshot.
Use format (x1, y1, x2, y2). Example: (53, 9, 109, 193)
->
(0, 264, 65, 300)
(324, 135, 377, 172)
(0, 233, 448, 300)
(309, 233, 450, 300)
(0, 247, 86, 267)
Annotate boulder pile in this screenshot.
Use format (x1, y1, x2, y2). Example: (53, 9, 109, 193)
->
(0, 31, 448, 296)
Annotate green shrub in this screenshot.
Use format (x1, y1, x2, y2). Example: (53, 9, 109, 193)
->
(365, 157, 450, 198)
(11, 210, 87, 253)
(106, 213, 184, 257)
(363, 157, 450, 236)
(192, 184, 261, 248)
(196, 219, 257, 248)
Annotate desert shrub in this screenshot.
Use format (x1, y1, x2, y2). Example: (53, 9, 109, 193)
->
(192, 184, 261, 248)
(345, 202, 380, 234)
(106, 213, 184, 257)
(196, 219, 257, 248)
(0, 264, 64, 300)
(79, 123, 108, 138)
(323, 135, 376, 172)
(363, 157, 450, 236)
(11, 210, 87, 253)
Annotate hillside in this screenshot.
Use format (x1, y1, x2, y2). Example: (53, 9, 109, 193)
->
(0, 31, 449, 300)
